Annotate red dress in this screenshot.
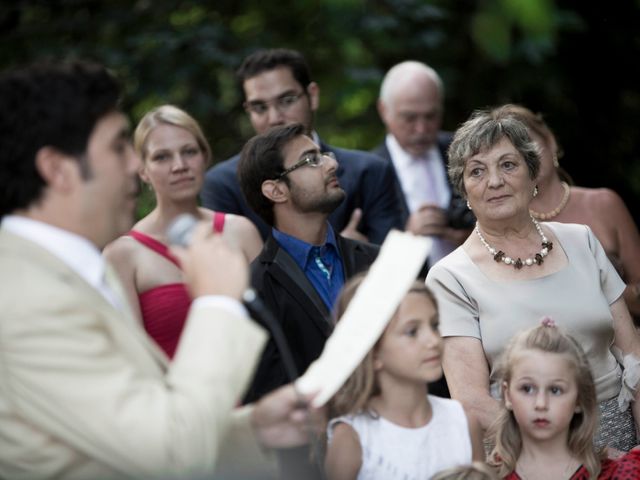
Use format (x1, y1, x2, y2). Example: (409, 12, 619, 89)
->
(504, 449, 640, 479)
(129, 212, 225, 358)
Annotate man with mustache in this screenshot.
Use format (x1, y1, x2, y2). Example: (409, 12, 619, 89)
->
(374, 61, 474, 266)
(238, 123, 379, 404)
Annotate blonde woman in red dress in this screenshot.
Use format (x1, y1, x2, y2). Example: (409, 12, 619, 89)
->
(105, 105, 262, 358)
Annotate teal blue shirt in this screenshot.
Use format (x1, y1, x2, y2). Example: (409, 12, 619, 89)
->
(272, 224, 345, 310)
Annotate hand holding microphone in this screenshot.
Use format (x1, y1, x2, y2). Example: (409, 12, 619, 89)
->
(168, 215, 298, 381)
(167, 214, 248, 301)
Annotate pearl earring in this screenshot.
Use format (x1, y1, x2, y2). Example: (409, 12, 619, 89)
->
(533, 186, 539, 197)
(466, 200, 472, 210)
(553, 154, 559, 168)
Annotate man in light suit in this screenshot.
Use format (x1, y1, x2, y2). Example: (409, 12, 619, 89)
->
(201, 48, 404, 245)
(373, 61, 474, 265)
(0, 60, 310, 479)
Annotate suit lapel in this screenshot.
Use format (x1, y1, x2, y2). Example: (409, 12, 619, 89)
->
(262, 236, 332, 337)
(63, 267, 169, 371)
(374, 141, 410, 222)
(0, 231, 169, 372)
(338, 235, 372, 278)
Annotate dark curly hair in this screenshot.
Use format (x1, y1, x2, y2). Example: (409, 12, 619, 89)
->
(237, 123, 305, 226)
(0, 59, 120, 217)
(236, 48, 312, 89)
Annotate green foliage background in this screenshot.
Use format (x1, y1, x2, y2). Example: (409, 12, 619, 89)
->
(2, 0, 639, 221)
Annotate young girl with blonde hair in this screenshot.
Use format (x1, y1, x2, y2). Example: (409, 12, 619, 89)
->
(325, 275, 484, 480)
(490, 318, 640, 479)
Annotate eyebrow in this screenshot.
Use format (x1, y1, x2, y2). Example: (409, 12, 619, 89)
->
(247, 90, 299, 104)
(467, 152, 518, 165)
(297, 148, 319, 161)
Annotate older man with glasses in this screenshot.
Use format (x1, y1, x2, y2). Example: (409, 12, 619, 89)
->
(201, 48, 404, 245)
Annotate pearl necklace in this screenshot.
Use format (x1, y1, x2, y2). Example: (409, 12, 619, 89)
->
(475, 217, 553, 269)
(530, 181, 570, 220)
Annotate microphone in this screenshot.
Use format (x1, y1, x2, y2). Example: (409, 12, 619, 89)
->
(165, 213, 299, 383)
(242, 288, 299, 383)
(166, 213, 199, 247)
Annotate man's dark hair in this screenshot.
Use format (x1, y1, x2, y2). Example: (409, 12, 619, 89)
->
(238, 123, 306, 227)
(236, 48, 312, 89)
(0, 60, 121, 217)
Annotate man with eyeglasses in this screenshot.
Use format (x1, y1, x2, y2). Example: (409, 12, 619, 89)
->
(201, 48, 404, 245)
(237, 123, 379, 406)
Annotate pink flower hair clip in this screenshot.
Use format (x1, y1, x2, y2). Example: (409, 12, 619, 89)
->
(541, 316, 556, 328)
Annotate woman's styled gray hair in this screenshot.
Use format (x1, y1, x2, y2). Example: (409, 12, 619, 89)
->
(447, 105, 541, 198)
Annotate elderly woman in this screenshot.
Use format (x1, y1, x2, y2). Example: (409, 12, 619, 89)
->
(502, 104, 640, 318)
(426, 105, 640, 452)
(105, 105, 262, 358)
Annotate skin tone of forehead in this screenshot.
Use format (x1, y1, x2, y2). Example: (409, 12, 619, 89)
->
(386, 67, 441, 111)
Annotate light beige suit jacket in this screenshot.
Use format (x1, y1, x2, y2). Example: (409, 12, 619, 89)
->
(0, 230, 276, 479)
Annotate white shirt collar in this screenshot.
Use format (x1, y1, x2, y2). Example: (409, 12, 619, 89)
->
(385, 134, 439, 167)
(1, 215, 106, 290)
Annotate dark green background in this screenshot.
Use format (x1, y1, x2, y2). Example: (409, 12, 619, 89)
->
(2, 0, 638, 221)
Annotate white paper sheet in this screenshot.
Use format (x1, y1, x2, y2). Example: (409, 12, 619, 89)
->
(295, 230, 433, 407)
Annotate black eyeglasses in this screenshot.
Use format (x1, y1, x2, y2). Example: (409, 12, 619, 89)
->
(243, 92, 305, 116)
(276, 151, 336, 180)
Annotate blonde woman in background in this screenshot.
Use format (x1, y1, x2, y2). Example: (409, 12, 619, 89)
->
(105, 105, 262, 358)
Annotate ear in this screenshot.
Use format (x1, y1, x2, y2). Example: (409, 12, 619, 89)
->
(34, 146, 77, 192)
(138, 163, 151, 185)
(306, 82, 320, 112)
(261, 179, 288, 204)
(503, 381, 513, 410)
(377, 99, 388, 123)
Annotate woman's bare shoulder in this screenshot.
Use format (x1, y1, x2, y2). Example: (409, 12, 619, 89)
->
(569, 186, 634, 228)
(572, 186, 627, 210)
(103, 234, 140, 261)
(223, 212, 258, 231)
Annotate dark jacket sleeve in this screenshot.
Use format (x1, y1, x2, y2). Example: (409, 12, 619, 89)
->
(200, 157, 242, 214)
(360, 155, 405, 244)
(242, 265, 291, 404)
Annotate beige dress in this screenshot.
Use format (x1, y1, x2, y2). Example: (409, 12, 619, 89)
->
(427, 222, 636, 450)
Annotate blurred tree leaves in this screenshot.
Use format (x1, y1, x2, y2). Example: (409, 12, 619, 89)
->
(1, 0, 638, 219)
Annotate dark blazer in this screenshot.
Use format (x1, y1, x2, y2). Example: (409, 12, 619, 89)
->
(243, 232, 379, 403)
(372, 132, 475, 231)
(201, 140, 405, 245)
